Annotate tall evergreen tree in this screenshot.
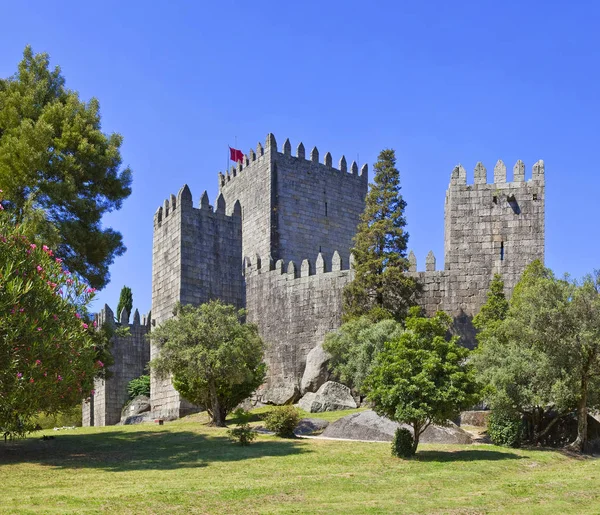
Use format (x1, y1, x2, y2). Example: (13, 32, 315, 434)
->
(116, 286, 133, 323)
(343, 149, 418, 321)
(0, 46, 132, 289)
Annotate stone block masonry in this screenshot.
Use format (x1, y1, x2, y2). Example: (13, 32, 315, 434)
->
(141, 132, 545, 419)
(82, 305, 150, 426)
(150, 185, 243, 420)
(245, 251, 354, 404)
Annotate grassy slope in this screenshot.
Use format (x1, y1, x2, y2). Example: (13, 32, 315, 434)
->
(0, 410, 598, 515)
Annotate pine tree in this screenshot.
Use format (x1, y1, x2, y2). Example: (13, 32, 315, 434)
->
(116, 286, 133, 323)
(343, 149, 418, 321)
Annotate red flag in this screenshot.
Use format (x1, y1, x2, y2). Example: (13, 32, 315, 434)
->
(229, 147, 244, 163)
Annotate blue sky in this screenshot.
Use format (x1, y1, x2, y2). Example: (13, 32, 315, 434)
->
(1, 1, 597, 317)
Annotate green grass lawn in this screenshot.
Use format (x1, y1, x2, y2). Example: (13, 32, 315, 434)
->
(1, 410, 599, 514)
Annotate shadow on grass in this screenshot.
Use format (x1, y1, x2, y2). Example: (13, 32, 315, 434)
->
(415, 449, 523, 462)
(0, 428, 309, 471)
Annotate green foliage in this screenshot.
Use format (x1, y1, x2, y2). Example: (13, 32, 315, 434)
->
(127, 375, 150, 399)
(487, 409, 524, 448)
(474, 260, 600, 452)
(0, 204, 111, 438)
(227, 408, 258, 446)
(116, 286, 133, 323)
(343, 149, 418, 321)
(472, 274, 508, 333)
(0, 46, 132, 289)
(263, 405, 301, 438)
(323, 316, 403, 394)
(391, 427, 415, 458)
(365, 307, 481, 454)
(31, 405, 82, 430)
(149, 301, 266, 427)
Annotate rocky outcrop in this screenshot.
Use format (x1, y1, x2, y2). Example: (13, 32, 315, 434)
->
(321, 410, 473, 444)
(120, 395, 150, 424)
(300, 344, 331, 394)
(294, 418, 330, 436)
(298, 381, 357, 413)
(265, 384, 300, 405)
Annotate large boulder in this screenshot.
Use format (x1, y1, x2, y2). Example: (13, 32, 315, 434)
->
(298, 381, 357, 413)
(120, 395, 150, 423)
(321, 410, 473, 444)
(459, 410, 490, 427)
(294, 418, 330, 436)
(264, 384, 300, 405)
(300, 344, 331, 394)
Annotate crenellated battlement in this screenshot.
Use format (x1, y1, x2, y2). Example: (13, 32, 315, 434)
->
(94, 304, 151, 331)
(243, 250, 354, 279)
(154, 184, 241, 228)
(407, 250, 437, 273)
(450, 159, 545, 187)
(219, 133, 368, 189)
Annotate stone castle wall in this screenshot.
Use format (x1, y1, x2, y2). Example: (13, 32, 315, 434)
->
(219, 134, 368, 267)
(245, 251, 353, 404)
(82, 305, 150, 427)
(144, 133, 546, 419)
(150, 186, 243, 420)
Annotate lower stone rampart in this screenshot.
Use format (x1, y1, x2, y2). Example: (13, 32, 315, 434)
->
(82, 305, 150, 426)
(245, 251, 353, 403)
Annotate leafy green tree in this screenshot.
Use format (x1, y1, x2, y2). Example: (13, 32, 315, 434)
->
(475, 261, 600, 452)
(116, 286, 133, 323)
(0, 46, 132, 289)
(472, 274, 509, 334)
(323, 316, 403, 395)
(343, 149, 418, 321)
(365, 307, 480, 455)
(0, 202, 110, 438)
(149, 301, 266, 427)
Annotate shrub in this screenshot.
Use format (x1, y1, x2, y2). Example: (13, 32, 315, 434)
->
(391, 428, 415, 458)
(264, 406, 301, 438)
(227, 409, 257, 446)
(32, 405, 83, 430)
(488, 410, 524, 448)
(128, 375, 150, 399)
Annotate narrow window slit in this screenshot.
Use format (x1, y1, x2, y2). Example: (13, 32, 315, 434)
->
(500, 241, 504, 261)
(325, 202, 328, 216)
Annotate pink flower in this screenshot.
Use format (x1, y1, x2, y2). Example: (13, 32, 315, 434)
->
(30, 244, 36, 249)
(35, 360, 41, 365)
(53, 314, 58, 320)
(91, 389, 95, 395)
(44, 372, 47, 377)
(29, 378, 34, 383)
(82, 323, 88, 329)
(37, 265, 43, 272)
(57, 375, 63, 381)
(42, 245, 49, 252)
(97, 360, 104, 368)
(75, 313, 81, 319)
(0, 204, 4, 211)
(93, 321, 97, 328)
(37, 327, 42, 331)
(16, 372, 22, 379)
(55, 258, 63, 264)
(86, 288, 96, 294)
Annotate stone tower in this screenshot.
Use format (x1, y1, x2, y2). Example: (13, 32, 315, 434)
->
(410, 159, 545, 345)
(150, 185, 243, 419)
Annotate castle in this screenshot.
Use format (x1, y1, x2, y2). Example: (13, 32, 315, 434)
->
(83, 133, 545, 426)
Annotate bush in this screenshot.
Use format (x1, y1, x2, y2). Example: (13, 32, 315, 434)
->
(488, 410, 524, 448)
(391, 428, 415, 458)
(128, 375, 150, 399)
(32, 405, 83, 430)
(264, 406, 301, 438)
(227, 409, 257, 446)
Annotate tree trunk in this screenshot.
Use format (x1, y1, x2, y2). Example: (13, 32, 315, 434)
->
(568, 377, 588, 453)
(208, 381, 227, 427)
(411, 422, 420, 456)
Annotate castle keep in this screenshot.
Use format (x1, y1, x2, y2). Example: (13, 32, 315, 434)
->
(84, 133, 545, 425)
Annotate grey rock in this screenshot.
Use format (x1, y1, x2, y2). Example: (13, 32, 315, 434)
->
(459, 410, 490, 427)
(298, 381, 357, 413)
(300, 344, 331, 394)
(294, 418, 329, 436)
(121, 395, 150, 419)
(122, 413, 154, 425)
(265, 384, 300, 405)
(321, 410, 473, 444)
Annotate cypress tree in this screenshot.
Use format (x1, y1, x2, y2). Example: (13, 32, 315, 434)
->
(117, 286, 133, 323)
(343, 149, 418, 321)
